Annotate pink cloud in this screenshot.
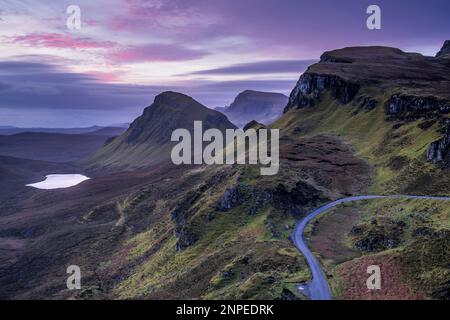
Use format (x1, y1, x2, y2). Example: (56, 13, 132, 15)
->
(108, 44, 208, 63)
(88, 70, 128, 82)
(12, 33, 117, 49)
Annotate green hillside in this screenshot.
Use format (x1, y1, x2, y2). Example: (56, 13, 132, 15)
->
(276, 45, 450, 299)
(82, 91, 237, 172)
(81, 46, 449, 300)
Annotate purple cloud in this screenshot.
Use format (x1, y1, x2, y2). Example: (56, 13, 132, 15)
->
(0, 60, 297, 126)
(108, 44, 209, 63)
(11, 33, 117, 49)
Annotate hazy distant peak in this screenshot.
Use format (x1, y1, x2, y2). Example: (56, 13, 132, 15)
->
(219, 90, 288, 128)
(233, 89, 287, 101)
(153, 91, 199, 108)
(243, 120, 266, 131)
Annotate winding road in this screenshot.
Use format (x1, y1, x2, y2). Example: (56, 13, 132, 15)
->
(292, 195, 450, 300)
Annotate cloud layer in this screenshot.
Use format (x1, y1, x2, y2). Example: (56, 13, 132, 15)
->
(0, 0, 449, 126)
(0, 60, 296, 126)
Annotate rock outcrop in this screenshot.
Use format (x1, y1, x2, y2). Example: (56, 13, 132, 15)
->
(285, 45, 450, 115)
(427, 118, 450, 166)
(219, 185, 243, 210)
(218, 184, 273, 215)
(385, 94, 450, 120)
(171, 188, 205, 251)
(272, 181, 324, 217)
(384, 94, 450, 167)
(284, 44, 450, 169)
(284, 73, 359, 112)
(352, 220, 405, 253)
(432, 280, 450, 300)
(383, 93, 450, 167)
(356, 95, 378, 111)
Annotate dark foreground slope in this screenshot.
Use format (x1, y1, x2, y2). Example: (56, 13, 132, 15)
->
(83, 91, 237, 172)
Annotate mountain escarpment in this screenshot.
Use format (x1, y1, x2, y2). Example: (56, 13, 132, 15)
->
(281, 44, 450, 191)
(277, 43, 450, 299)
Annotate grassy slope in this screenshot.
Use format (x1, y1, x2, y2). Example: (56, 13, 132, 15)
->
(92, 87, 449, 300)
(75, 82, 448, 300)
(69, 52, 449, 300)
(279, 87, 450, 298)
(109, 207, 309, 300)
(274, 91, 450, 195)
(83, 92, 236, 172)
(75, 126, 371, 300)
(88, 165, 311, 300)
(306, 199, 449, 299)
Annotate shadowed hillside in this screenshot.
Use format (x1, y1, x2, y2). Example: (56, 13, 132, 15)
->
(83, 91, 237, 172)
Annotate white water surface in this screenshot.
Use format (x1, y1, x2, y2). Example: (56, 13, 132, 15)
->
(26, 174, 90, 190)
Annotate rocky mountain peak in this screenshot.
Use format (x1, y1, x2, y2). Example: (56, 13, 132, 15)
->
(243, 120, 266, 131)
(153, 91, 199, 108)
(83, 91, 236, 171)
(285, 45, 450, 113)
(229, 90, 287, 110)
(436, 40, 450, 58)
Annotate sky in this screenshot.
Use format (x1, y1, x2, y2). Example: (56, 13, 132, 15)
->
(0, 0, 449, 127)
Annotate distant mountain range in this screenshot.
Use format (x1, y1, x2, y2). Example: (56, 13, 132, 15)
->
(216, 90, 288, 128)
(0, 125, 128, 136)
(0, 132, 122, 163)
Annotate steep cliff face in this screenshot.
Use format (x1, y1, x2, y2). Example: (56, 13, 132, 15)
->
(283, 44, 450, 169)
(384, 94, 450, 167)
(436, 40, 450, 58)
(219, 90, 288, 127)
(427, 118, 450, 166)
(285, 73, 359, 111)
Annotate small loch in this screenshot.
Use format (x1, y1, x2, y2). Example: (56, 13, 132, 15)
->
(26, 174, 90, 190)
